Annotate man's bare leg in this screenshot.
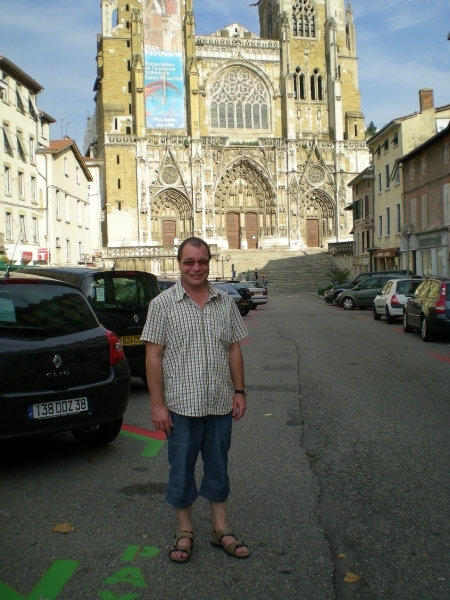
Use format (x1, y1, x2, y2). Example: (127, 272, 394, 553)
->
(210, 500, 248, 555)
(170, 505, 193, 560)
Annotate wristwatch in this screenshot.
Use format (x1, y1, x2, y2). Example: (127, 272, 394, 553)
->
(234, 389, 247, 395)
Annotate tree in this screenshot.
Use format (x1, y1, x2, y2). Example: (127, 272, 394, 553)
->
(366, 121, 377, 137)
(327, 267, 351, 285)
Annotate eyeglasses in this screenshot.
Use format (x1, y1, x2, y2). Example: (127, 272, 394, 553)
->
(180, 259, 210, 268)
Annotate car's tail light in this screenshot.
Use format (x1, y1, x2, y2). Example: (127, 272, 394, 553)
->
(262, 290, 268, 296)
(106, 330, 125, 365)
(434, 283, 447, 314)
(390, 294, 402, 308)
(250, 291, 255, 296)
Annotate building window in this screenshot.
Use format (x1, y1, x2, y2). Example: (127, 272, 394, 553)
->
(386, 207, 390, 235)
(56, 190, 61, 219)
(383, 139, 389, 152)
(77, 200, 82, 227)
(421, 194, 428, 229)
(421, 156, 426, 175)
(84, 203, 89, 229)
(409, 161, 415, 180)
(378, 173, 382, 192)
(56, 237, 61, 248)
(385, 164, 390, 189)
(0, 72, 8, 102)
(65, 194, 70, 222)
(3, 124, 14, 157)
(116, 155, 120, 164)
(16, 132, 27, 161)
(292, 0, 315, 37)
(293, 67, 306, 100)
(64, 157, 68, 176)
(118, 178, 121, 189)
(31, 176, 37, 203)
(310, 69, 323, 101)
(392, 132, 399, 146)
(18, 172, 25, 197)
(19, 215, 27, 242)
(410, 197, 417, 227)
(443, 184, 450, 226)
(16, 86, 25, 114)
(378, 215, 382, 237)
(29, 137, 35, 163)
(76, 166, 80, 184)
(32, 217, 38, 243)
(396, 203, 401, 233)
(443, 143, 449, 164)
(4, 166, 11, 195)
(210, 67, 269, 130)
(5, 212, 12, 240)
(394, 164, 400, 185)
(66, 239, 71, 262)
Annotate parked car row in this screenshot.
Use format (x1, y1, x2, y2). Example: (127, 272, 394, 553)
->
(323, 272, 450, 342)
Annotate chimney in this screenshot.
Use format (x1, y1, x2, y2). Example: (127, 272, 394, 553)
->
(419, 88, 434, 112)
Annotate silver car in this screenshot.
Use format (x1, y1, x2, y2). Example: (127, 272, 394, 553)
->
(374, 278, 422, 323)
(241, 281, 268, 308)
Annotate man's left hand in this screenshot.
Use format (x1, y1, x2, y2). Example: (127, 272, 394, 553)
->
(232, 393, 247, 422)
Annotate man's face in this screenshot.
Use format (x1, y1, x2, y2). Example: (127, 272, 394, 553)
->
(179, 243, 210, 289)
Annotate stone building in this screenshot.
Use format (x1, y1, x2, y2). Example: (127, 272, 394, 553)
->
(92, 0, 369, 270)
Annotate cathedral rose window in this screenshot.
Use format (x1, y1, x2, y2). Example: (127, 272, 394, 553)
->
(210, 68, 269, 130)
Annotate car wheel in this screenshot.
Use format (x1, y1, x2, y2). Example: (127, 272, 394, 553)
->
(342, 297, 355, 310)
(241, 309, 249, 316)
(373, 306, 381, 320)
(332, 296, 338, 306)
(420, 316, 433, 342)
(385, 307, 395, 324)
(402, 312, 412, 332)
(71, 417, 123, 447)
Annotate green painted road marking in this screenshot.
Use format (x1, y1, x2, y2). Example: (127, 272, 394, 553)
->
(98, 592, 141, 600)
(102, 568, 147, 588)
(120, 430, 165, 457)
(0, 560, 79, 600)
(121, 546, 160, 561)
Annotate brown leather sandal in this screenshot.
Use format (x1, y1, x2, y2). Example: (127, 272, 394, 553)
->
(210, 527, 250, 559)
(168, 531, 194, 563)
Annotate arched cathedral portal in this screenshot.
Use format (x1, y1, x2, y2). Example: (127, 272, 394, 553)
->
(215, 159, 276, 249)
(290, 189, 335, 248)
(152, 189, 193, 245)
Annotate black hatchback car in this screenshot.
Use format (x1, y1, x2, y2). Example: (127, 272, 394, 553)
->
(0, 273, 130, 445)
(403, 277, 450, 341)
(18, 267, 160, 381)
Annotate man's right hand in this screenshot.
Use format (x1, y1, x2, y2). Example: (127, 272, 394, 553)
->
(151, 402, 173, 435)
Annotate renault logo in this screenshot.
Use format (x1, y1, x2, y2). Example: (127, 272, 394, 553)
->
(53, 355, 63, 370)
(133, 314, 139, 323)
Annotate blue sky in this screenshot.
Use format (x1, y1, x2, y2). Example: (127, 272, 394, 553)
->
(1, 0, 449, 150)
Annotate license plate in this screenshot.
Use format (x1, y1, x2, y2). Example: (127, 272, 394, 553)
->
(241, 301, 250, 306)
(253, 291, 262, 296)
(121, 335, 144, 346)
(27, 398, 88, 420)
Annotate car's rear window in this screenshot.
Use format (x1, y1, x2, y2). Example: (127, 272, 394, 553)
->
(87, 273, 159, 311)
(213, 283, 236, 294)
(396, 280, 421, 294)
(0, 283, 98, 338)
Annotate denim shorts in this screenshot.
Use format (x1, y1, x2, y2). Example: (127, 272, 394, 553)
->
(165, 411, 233, 509)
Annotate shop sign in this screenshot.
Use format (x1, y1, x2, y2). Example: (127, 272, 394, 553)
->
(38, 248, 49, 261)
(418, 235, 442, 249)
(21, 251, 33, 262)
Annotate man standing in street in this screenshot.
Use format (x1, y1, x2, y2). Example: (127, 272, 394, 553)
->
(141, 237, 250, 563)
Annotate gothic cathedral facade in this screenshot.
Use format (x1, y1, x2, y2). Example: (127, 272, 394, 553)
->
(93, 0, 369, 257)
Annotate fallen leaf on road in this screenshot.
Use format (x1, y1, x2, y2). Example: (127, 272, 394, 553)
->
(53, 522, 75, 534)
(343, 572, 361, 583)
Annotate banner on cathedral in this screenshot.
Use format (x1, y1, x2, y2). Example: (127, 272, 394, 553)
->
(142, 0, 185, 129)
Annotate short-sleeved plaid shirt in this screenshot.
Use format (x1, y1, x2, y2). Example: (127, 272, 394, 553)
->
(140, 279, 248, 417)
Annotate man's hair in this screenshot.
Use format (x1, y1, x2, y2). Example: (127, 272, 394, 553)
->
(177, 237, 211, 261)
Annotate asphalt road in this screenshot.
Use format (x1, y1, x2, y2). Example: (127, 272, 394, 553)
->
(0, 295, 448, 600)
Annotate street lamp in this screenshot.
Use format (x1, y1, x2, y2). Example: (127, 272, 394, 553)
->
(401, 224, 415, 273)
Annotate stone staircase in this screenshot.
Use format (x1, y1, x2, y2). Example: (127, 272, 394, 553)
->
(210, 248, 333, 294)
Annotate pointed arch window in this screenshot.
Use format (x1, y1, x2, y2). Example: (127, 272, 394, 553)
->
(210, 67, 270, 130)
(293, 67, 306, 100)
(310, 68, 324, 101)
(292, 0, 316, 38)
